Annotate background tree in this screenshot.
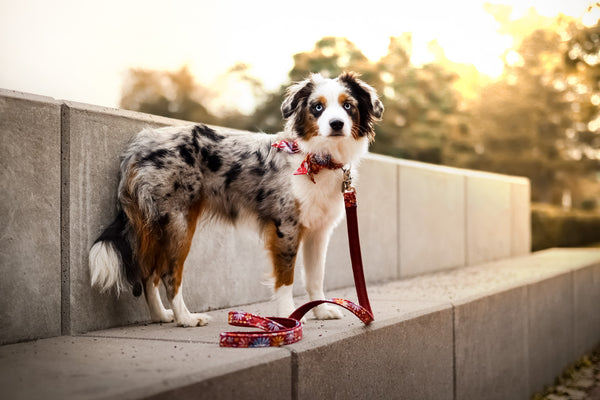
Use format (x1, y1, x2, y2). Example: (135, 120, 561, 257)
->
(457, 28, 573, 203)
(373, 34, 460, 163)
(288, 37, 374, 82)
(120, 64, 259, 131)
(119, 4, 600, 208)
(451, 5, 600, 205)
(120, 65, 218, 124)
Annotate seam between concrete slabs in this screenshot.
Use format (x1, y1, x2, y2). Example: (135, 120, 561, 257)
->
(451, 304, 457, 400)
(60, 102, 71, 336)
(78, 333, 216, 345)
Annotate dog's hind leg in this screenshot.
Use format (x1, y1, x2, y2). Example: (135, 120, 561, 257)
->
(124, 203, 176, 323)
(166, 282, 210, 327)
(144, 271, 174, 323)
(160, 203, 211, 327)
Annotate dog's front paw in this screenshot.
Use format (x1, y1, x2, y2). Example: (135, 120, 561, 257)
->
(177, 312, 211, 327)
(313, 303, 344, 320)
(152, 309, 174, 323)
(276, 296, 296, 318)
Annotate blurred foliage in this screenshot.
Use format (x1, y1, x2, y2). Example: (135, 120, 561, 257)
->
(120, 4, 600, 209)
(531, 202, 600, 251)
(119, 65, 254, 130)
(120, 65, 217, 124)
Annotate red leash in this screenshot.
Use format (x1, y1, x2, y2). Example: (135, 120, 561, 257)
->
(219, 169, 374, 348)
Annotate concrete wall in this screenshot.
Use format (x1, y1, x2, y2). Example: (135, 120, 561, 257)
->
(0, 91, 62, 343)
(0, 89, 531, 344)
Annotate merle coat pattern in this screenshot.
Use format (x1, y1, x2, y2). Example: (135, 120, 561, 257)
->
(89, 72, 383, 327)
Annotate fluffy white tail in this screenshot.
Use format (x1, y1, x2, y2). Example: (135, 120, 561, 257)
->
(89, 241, 124, 294)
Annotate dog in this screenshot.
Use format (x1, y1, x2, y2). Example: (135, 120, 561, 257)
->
(89, 72, 383, 327)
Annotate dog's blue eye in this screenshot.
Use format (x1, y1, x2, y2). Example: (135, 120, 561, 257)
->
(314, 104, 323, 112)
(344, 103, 352, 110)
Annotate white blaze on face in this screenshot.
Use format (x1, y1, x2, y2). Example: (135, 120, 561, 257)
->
(296, 76, 368, 164)
(312, 78, 354, 139)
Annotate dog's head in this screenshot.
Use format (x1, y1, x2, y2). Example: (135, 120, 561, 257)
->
(281, 72, 384, 144)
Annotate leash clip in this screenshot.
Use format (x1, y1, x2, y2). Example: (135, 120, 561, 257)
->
(342, 166, 355, 193)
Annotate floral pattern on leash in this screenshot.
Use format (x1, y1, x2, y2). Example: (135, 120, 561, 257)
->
(219, 298, 373, 348)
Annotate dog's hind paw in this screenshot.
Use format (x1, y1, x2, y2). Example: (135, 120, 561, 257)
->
(313, 303, 344, 320)
(177, 312, 211, 327)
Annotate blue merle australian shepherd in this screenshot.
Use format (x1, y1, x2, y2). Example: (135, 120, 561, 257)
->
(89, 72, 383, 327)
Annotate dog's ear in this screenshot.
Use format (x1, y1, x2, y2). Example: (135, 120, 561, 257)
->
(338, 72, 384, 141)
(281, 76, 315, 119)
(339, 71, 384, 119)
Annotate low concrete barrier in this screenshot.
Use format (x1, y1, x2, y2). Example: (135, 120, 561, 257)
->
(1, 249, 598, 400)
(1, 89, 530, 344)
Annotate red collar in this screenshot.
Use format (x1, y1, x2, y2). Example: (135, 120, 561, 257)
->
(272, 140, 344, 183)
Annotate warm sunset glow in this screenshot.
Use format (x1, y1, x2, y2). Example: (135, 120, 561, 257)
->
(0, 0, 594, 108)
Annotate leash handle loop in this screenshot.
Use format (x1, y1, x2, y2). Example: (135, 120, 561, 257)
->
(219, 298, 373, 348)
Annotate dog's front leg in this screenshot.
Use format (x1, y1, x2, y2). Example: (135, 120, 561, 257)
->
(265, 220, 301, 318)
(273, 283, 296, 318)
(303, 228, 344, 320)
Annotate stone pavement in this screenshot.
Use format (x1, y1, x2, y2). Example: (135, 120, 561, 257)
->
(533, 345, 600, 400)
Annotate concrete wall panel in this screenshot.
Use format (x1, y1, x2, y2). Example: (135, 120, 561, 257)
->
(323, 154, 399, 293)
(511, 180, 531, 255)
(573, 261, 600, 356)
(64, 102, 186, 333)
(466, 173, 512, 265)
(527, 273, 575, 395)
(399, 161, 466, 277)
(0, 91, 62, 344)
(292, 306, 454, 400)
(454, 287, 529, 400)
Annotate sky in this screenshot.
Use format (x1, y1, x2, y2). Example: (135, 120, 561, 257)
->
(0, 0, 595, 110)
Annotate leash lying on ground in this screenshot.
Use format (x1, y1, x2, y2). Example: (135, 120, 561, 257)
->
(219, 166, 374, 348)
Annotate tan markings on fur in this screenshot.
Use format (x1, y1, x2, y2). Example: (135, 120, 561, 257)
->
(153, 270, 161, 286)
(338, 93, 362, 139)
(121, 167, 158, 280)
(265, 222, 304, 289)
(128, 210, 164, 282)
(161, 200, 204, 298)
(303, 111, 320, 139)
(350, 111, 361, 139)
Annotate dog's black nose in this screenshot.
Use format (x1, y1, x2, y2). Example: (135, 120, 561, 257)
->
(330, 119, 344, 131)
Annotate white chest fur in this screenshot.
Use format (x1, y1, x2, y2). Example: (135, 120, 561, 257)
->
(292, 167, 346, 232)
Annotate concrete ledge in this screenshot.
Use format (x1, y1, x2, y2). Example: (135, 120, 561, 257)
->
(1, 249, 599, 400)
(0, 89, 534, 342)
